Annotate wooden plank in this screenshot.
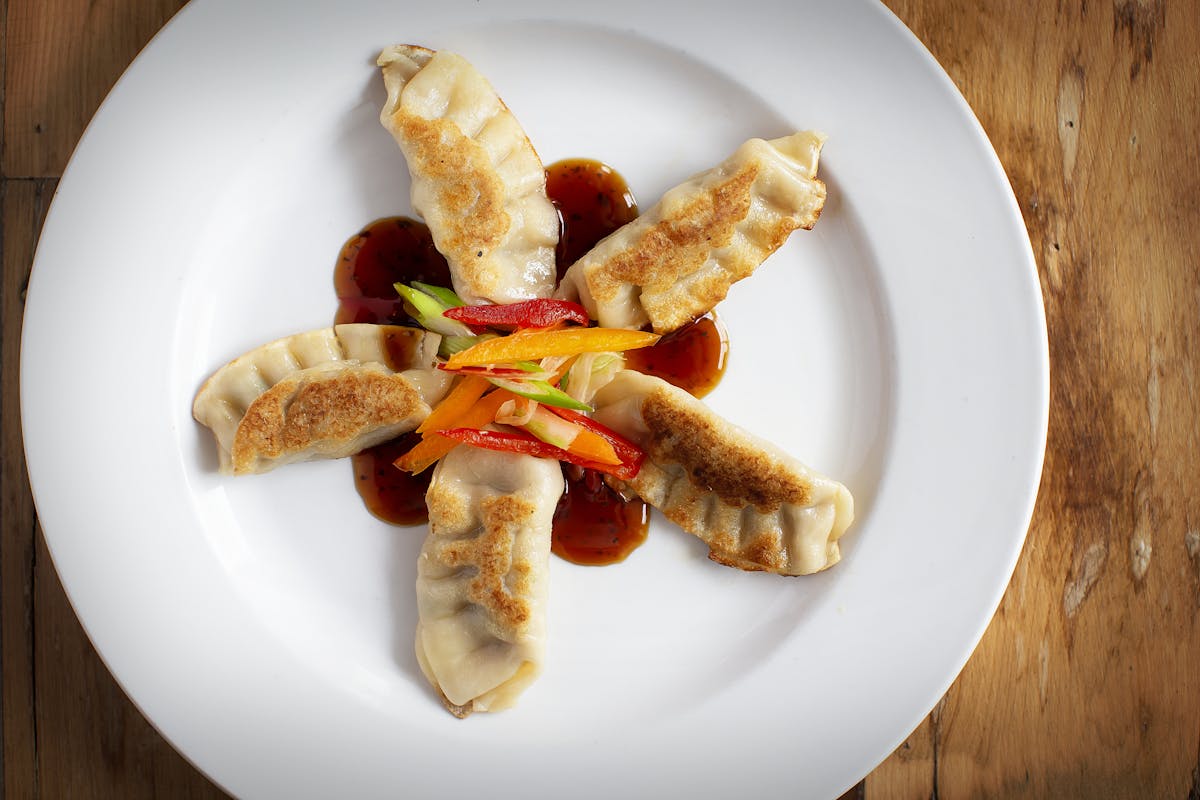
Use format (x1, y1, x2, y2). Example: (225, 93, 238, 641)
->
(1, 175, 230, 796)
(879, 1, 1200, 797)
(3, 0, 189, 177)
(865, 714, 937, 800)
(1, 177, 45, 800)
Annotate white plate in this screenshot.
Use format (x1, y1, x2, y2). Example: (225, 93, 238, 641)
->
(21, 1, 1048, 798)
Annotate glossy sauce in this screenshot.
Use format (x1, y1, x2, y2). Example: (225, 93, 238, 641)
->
(544, 159, 650, 565)
(546, 158, 639, 276)
(334, 217, 452, 325)
(625, 311, 729, 399)
(352, 432, 432, 526)
(335, 218, 449, 524)
(335, 160, 727, 563)
(552, 466, 649, 564)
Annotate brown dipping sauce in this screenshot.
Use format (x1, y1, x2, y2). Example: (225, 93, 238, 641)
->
(334, 217, 452, 325)
(334, 218, 450, 523)
(334, 159, 727, 566)
(351, 432, 432, 526)
(546, 158, 639, 275)
(624, 312, 728, 399)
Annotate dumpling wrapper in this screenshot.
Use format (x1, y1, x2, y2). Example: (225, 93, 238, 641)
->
(416, 444, 564, 717)
(377, 45, 559, 305)
(193, 324, 449, 475)
(591, 370, 853, 575)
(556, 131, 827, 334)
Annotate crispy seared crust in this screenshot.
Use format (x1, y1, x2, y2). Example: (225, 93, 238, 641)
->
(387, 112, 512, 282)
(588, 164, 822, 334)
(377, 45, 557, 304)
(559, 132, 827, 333)
(591, 371, 853, 575)
(422, 491, 538, 634)
(639, 387, 813, 512)
(192, 324, 443, 475)
(416, 447, 561, 715)
(230, 362, 428, 474)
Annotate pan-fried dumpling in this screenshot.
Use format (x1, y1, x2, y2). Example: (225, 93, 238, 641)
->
(416, 444, 563, 717)
(591, 370, 853, 575)
(556, 131, 827, 333)
(377, 45, 559, 305)
(193, 324, 449, 474)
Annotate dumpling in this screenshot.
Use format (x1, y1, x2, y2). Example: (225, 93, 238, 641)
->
(377, 45, 559, 305)
(193, 324, 449, 474)
(416, 444, 564, 716)
(556, 131, 827, 333)
(590, 370, 853, 575)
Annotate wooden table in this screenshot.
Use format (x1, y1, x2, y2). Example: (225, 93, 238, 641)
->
(2, 1, 1196, 797)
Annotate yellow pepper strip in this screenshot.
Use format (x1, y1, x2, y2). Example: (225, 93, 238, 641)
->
(416, 375, 491, 434)
(395, 389, 515, 473)
(446, 327, 660, 369)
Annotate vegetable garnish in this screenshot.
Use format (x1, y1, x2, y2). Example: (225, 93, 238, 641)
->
(545, 405, 645, 477)
(512, 403, 620, 465)
(416, 374, 491, 434)
(393, 282, 473, 339)
(436, 428, 636, 479)
(392, 282, 648, 479)
(486, 376, 592, 412)
(446, 327, 659, 368)
(395, 388, 516, 473)
(443, 298, 589, 329)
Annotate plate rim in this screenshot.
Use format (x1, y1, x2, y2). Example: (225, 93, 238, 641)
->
(19, 1, 1049, 797)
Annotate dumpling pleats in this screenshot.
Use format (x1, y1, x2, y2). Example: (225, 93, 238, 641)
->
(556, 131, 827, 333)
(192, 324, 449, 474)
(416, 445, 563, 716)
(591, 370, 853, 575)
(377, 45, 559, 305)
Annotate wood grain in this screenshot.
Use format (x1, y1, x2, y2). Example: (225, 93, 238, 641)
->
(2, 1, 227, 797)
(2, 1, 1198, 798)
(875, 1, 1200, 798)
(3, 0, 189, 176)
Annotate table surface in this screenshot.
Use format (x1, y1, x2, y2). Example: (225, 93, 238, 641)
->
(3, 1, 1198, 798)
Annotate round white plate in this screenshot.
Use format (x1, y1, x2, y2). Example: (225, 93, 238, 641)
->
(21, 1, 1048, 798)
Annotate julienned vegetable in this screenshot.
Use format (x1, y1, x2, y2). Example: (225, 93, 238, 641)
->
(393, 283, 473, 339)
(395, 388, 516, 473)
(446, 327, 660, 368)
(392, 282, 648, 479)
(486, 376, 592, 412)
(443, 298, 589, 329)
(544, 405, 644, 473)
(514, 404, 620, 465)
(436, 428, 639, 480)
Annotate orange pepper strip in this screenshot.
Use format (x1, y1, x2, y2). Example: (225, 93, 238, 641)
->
(547, 354, 577, 385)
(446, 327, 659, 368)
(395, 389, 515, 474)
(416, 375, 491, 434)
(564, 427, 621, 465)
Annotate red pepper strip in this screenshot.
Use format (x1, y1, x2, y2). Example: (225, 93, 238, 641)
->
(443, 298, 590, 330)
(544, 406, 645, 479)
(435, 364, 536, 378)
(437, 428, 640, 480)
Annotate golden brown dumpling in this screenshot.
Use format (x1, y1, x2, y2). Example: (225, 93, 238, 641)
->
(556, 131, 827, 333)
(192, 324, 447, 474)
(377, 45, 559, 305)
(416, 444, 563, 716)
(591, 370, 853, 575)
